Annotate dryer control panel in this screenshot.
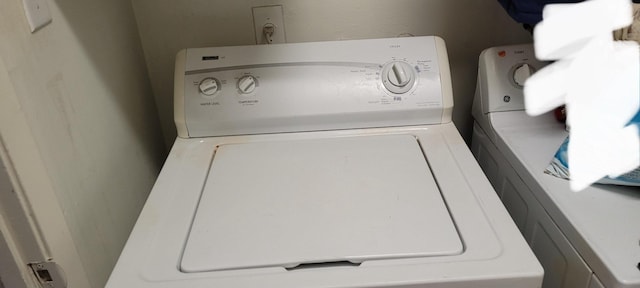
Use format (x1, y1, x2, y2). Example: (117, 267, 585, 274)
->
(475, 44, 548, 115)
(174, 36, 454, 138)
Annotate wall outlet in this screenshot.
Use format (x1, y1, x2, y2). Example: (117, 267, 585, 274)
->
(252, 5, 285, 44)
(22, 0, 52, 32)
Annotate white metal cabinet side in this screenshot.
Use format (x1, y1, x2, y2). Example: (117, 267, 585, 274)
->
(527, 203, 592, 288)
(471, 123, 504, 196)
(498, 147, 592, 288)
(588, 274, 606, 288)
(472, 124, 592, 288)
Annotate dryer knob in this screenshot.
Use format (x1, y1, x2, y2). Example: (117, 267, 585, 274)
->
(513, 64, 533, 87)
(199, 78, 219, 96)
(238, 75, 257, 94)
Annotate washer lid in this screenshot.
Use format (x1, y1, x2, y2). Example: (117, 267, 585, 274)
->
(180, 134, 462, 273)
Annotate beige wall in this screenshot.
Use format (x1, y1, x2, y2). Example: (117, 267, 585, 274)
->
(0, 0, 164, 287)
(132, 0, 532, 146)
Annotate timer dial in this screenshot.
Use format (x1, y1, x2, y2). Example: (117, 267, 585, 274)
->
(382, 61, 416, 94)
(512, 63, 533, 88)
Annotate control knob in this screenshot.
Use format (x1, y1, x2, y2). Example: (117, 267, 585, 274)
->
(237, 75, 257, 94)
(513, 64, 534, 87)
(382, 61, 416, 94)
(199, 78, 219, 96)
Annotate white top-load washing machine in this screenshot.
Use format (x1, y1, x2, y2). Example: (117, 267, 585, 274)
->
(106, 36, 542, 288)
(471, 44, 640, 288)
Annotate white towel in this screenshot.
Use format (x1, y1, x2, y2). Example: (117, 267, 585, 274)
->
(614, 4, 640, 42)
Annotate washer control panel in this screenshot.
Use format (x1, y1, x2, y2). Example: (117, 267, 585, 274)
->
(175, 36, 454, 138)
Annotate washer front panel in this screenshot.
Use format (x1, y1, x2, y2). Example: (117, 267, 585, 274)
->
(181, 134, 462, 272)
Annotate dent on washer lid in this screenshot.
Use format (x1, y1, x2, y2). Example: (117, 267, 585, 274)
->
(179, 134, 463, 273)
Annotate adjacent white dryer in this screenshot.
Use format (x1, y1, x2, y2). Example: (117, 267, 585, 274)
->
(471, 44, 640, 288)
(106, 36, 542, 288)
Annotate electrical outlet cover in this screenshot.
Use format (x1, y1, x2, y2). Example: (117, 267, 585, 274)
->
(22, 0, 52, 33)
(252, 5, 286, 44)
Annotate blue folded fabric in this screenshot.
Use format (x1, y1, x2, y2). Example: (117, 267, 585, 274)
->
(631, 109, 640, 127)
(544, 109, 640, 187)
(497, 0, 583, 25)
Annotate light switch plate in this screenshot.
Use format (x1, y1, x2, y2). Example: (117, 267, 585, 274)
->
(22, 0, 52, 33)
(252, 5, 286, 44)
